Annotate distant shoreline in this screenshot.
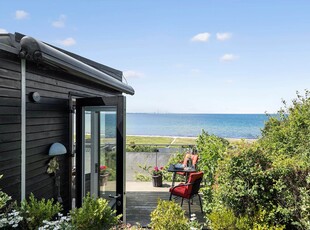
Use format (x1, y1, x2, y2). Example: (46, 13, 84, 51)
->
(127, 135, 258, 143)
(127, 134, 196, 139)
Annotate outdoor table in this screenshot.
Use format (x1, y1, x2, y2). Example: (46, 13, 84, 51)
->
(168, 164, 196, 187)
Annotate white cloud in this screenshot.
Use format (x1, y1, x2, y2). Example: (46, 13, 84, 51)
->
(123, 70, 144, 79)
(57, 37, 76, 46)
(191, 32, 211, 42)
(15, 10, 29, 20)
(52, 15, 66, 28)
(220, 54, 238, 62)
(0, 28, 8, 34)
(216, 32, 232, 41)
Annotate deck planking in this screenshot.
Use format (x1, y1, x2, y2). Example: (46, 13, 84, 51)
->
(126, 191, 205, 228)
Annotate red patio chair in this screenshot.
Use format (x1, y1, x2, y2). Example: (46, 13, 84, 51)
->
(169, 171, 203, 217)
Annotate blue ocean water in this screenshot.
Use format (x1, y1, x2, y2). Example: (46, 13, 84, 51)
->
(126, 113, 271, 139)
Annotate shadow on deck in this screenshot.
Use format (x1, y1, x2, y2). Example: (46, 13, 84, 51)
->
(126, 191, 205, 228)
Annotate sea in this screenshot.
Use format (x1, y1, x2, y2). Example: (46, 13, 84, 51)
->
(126, 113, 271, 139)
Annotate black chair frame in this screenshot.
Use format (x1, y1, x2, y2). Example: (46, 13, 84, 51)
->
(169, 177, 203, 217)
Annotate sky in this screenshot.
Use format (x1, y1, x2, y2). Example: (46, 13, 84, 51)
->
(1, 1, 310, 114)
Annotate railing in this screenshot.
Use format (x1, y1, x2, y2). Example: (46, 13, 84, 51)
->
(73, 143, 197, 178)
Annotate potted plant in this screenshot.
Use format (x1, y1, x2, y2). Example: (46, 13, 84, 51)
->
(152, 166, 163, 187)
(99, 165, 109, 186)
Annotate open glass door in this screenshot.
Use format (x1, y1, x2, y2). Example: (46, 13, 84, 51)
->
(75, 96, 126, 219)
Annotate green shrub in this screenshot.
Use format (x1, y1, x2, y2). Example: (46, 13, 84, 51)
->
(134, 173, 151, 182)
(207, 207, 237, 230)
(126, 142, 158, 152)
(19, 193, 62, 229)
(298, 175, 310, 230)
(134, 164, 153, 182)
(202, 91, 310, 229)
(0, 175, 11, 210)
(260, 90, 310, 161)
(150, 199, 188, 230)
(70, 193, 120, 230)
(217, 146, 274, 216)
(207, 207, 286, 230)
(196, 130, 229, 213)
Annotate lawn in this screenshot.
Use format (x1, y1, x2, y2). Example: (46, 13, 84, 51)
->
(126, 135, 197, 145)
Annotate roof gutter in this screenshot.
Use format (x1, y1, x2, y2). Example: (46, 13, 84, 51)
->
(18, 36, 134, 95)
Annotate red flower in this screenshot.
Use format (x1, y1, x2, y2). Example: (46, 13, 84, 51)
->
(100, 165, 107, 171)
(152, 166, 163, 176)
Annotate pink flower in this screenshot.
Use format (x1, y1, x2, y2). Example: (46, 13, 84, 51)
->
(152, 166, 164, 176)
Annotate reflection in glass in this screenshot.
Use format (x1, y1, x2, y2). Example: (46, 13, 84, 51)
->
(84, 111, 91, 195)
(82, 107, 117, 203)
(99, 110, 117, 200)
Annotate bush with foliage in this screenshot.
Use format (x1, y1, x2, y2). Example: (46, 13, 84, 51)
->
(19, 193, 62, 229)
(149, 199, 189, 230)
(0, 175, 11, 211)
(126, 142, 158, 152)
(70, 193, 120, 230)
(196, 130, 229, 213)
(134, 164, 152, 181)
(198, 91, 310, 229)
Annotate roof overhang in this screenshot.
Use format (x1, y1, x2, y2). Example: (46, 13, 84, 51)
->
(0, 33, 134, 95)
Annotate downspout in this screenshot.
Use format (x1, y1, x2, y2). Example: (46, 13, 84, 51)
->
(21, 58, 26, 200)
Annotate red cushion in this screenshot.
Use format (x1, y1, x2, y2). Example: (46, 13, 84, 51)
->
(170, 172, 203, 199)
(169, 184, 191, 199)
(187, 172, 203, 194)
(187, 172, 203, 184)
(176, 171, 186, 176)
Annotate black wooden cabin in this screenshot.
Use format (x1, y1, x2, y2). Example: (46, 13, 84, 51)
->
(0, 32, 134, 217)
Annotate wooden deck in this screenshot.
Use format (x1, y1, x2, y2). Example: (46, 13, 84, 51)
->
(126, 191, 205, 228)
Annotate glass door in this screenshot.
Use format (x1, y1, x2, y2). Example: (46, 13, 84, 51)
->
(75, 96, 126, 219)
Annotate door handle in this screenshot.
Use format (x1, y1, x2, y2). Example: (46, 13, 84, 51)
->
(95, 163, 98, 173)
(109, 194, 121, 199)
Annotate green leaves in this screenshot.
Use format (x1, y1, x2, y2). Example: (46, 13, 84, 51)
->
(201, 91, 310, 229)
(150, 199, 189, 230)
(19, 193, 62, 229)
(70, 193, 120, 230)
(0, 175, 11, 210)
(196, 130, 229, 213)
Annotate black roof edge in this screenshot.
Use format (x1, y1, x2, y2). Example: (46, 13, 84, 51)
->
(14, 32, 123, 81)
(17, 34, 134, 95)
(46, 44, 123, 81)
(0, 33, 21, 54)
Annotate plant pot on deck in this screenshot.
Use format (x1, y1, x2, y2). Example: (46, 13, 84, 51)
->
(152, 174, 163, 187)
(100, 173, 109, 186)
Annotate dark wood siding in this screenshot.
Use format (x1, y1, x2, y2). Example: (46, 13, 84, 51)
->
(1, 51, 121, 211)
(0, 52, 21, 201)
(25, 61, 119, 211)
